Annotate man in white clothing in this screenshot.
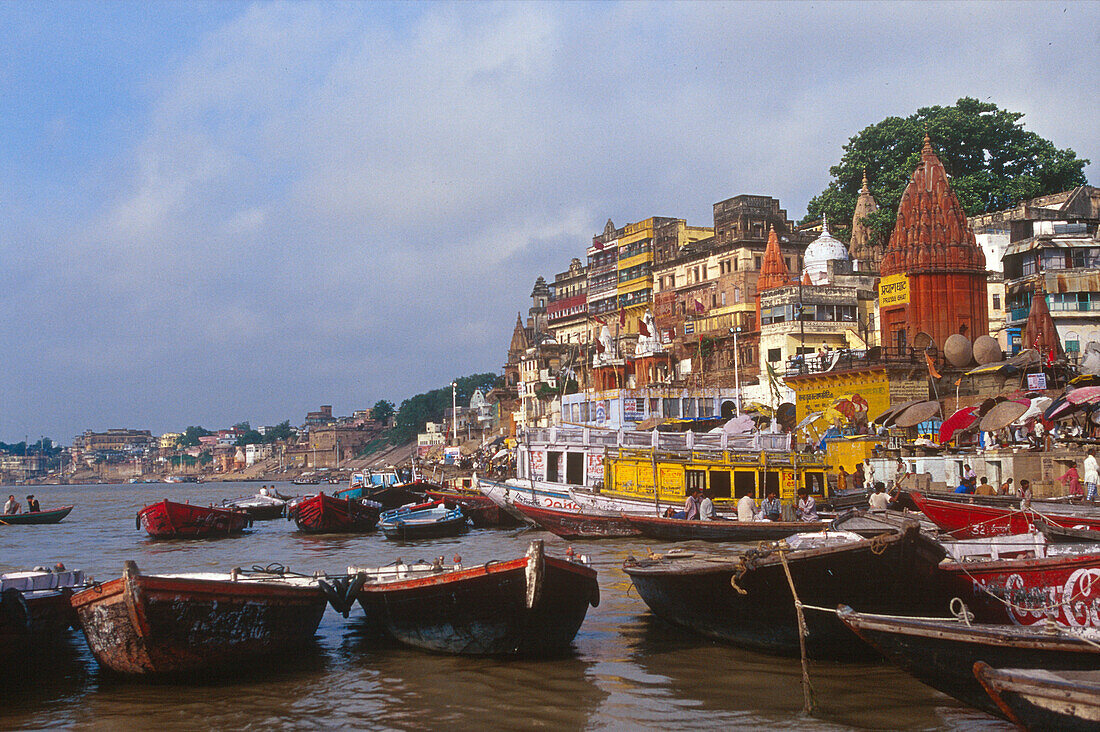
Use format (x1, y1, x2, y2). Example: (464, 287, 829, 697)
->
(1085, 449, 1100, 502)
(737, 493, 757, 521)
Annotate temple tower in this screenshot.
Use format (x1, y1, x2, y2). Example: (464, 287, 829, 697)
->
(757, 226, 791, 292)
(879, 135, 987, 352)
(850, 171, 882, 273)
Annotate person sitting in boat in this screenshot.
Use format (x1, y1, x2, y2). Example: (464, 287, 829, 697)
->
(795, 488, 817, 522)
(699, 490, 717, 521)
(998, 477, 1014, 497)
(736, 493, 757, 522)
(26, 495, 40, 512)
(974, 477, 994, 496)
(868, 484, 890, 511)
(1058, 463, 1083, 499)
(4, 495, 20, 514)
(259, 486, 270, 497)
(760, 491, 782, 521)
(1019, 479, 1033, 510)
(682, 488, 702, 521)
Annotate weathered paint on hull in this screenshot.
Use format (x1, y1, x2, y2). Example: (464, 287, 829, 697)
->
(355, 555, 598, 656)
(72, 566, 327, 676)
(974, 663, 1100, 732)
(513, 502, 641, 539)
(379, 514, 469, 541)
(138, 500, 248, 539)
(424, 490, 523, 528)
(840, 609, 1100, 719)
(289, 493, 379, 534)
(624, 528, 948, 659)
(911, 491, 1100, 539)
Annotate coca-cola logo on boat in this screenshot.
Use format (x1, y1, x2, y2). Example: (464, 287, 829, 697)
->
(976, 569, 1100, 628)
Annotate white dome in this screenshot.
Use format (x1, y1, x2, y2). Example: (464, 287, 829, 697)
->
(802, 216, 849, 285)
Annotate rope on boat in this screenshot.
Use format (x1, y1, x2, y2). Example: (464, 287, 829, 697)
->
(777, 547, 815, 715)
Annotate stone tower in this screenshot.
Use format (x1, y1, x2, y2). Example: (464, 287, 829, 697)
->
(757, 226, 791, 292)
(849, 171, 882, 272)
(879, 135, 987, 352)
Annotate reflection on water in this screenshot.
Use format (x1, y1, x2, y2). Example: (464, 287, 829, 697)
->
(0, 483, 1010, 730)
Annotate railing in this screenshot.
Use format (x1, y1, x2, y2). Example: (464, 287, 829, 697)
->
(783, 346, 930, 376)
(520, 426, 793, 454)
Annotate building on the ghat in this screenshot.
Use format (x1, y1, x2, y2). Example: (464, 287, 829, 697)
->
(785, 136, 990, 436)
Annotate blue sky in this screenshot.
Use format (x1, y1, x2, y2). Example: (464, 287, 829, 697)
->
(1, 1, 1097, 443)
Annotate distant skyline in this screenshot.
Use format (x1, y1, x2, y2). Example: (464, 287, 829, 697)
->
(1, 1, 1097, 443)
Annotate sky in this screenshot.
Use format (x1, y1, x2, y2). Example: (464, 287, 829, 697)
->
(1, 1, 1097, 444)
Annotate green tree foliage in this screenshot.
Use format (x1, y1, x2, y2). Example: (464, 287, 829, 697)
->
(233, 421, 251, 432)
(234, 430, 264, 446)
(263, 420, 294, 443)
(371, 400, 396, 423)
(803, 97, 1089, 244)
(177, 425, 212, 447)
(390, 372, 497, 444)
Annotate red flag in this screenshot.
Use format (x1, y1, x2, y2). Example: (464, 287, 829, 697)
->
(1047, 346, 1056, 366)
(693, 298, 705, 313)
(638, 318, 650, 337)
(594, 339, 605, 354)
(619, 307, 625, 326)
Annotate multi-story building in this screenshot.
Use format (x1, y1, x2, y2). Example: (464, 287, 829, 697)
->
(72, 428, 155, 464)
(547, 258, 588, 345)
(972, 186, 1100, 357)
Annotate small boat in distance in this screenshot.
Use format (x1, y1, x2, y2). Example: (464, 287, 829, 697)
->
(137, 499, 249, 539)
(348, 540, 599, 656)
(378, 500, 469, 540)
(974, 663, 1100, 730)
(71, 561, 328, 676)
(0, 505, 74, 525)
(287, 492, 381, 534)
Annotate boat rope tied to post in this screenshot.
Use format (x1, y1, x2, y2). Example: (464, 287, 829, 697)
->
(777, 547, 815, 715)
(869, 533, 890, 555)
(950, 597, 975, 626)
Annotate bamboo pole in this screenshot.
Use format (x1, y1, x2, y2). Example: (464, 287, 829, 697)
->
(778, 547, 814, 715)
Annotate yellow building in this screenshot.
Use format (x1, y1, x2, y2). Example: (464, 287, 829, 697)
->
(158, 432, 182, 449)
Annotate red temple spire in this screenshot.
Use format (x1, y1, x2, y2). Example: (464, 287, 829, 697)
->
(757, 226, 790, 292)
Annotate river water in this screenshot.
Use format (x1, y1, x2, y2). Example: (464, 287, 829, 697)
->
(0, 482, 1009, 731)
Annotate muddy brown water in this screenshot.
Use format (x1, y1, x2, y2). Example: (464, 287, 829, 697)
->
(0, 483, 1009, 730)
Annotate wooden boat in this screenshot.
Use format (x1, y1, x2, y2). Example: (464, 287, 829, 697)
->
(829, 508, 940, 537)
(0, 506, 73, 525)
(512, 501, 641, 539)
(339, 469, 427, 508)
(138, 499, 249, 539)
(378, 500, 469, 540)
(71, 561, 328, 676)
(348, 540, 599, 656)
(622, 522, 949, 659)
(423, 488, 523, 528)
(622, 513, 827, 542)
(0, 566, 89, 673)
(286, 492, 381, 534)
(910, 490, 1100, 539)
(937, 533, 1100, 628)
(974, 663, 1100, 731)
(837, 606, 1100, 719)
(1033, 513, 1100, 543)
(221, 492, 287, 520)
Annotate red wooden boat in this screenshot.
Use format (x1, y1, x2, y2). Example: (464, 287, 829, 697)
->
(349, 540, 599, 655)
(71, 561, 328, 676)
(512, 501, 641, 539)
(286, 492, 381, 534)
(910, 491, 1100, 539)
(137, 499, 249, 539)
(423, 488, 523, 528)
(939, 536, 1100, 628)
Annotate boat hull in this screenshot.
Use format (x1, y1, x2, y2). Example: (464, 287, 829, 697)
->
(838, 608, 1100, 718)
(513, 501, 641, 539)
(911, 491, 1100, 539)
(0, 506, 73, 525)
(940, 549, 1100, 628)
(337, 481, 426, 509)
(623, 514, 826, 542)
(974, 664, 1100, 731)
(288, 493, 380, 534)
(623, 527, 949, 659)
(354, 545, 599, 656)
(380, 513, 469, 541)
(138, 500, 248, 539)
(71, 564, 327, 676)
(423, 489, 523, 527)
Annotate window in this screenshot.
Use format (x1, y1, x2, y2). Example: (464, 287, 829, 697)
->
(768, 348, 782, 362)
(992, 294, 1001, 310)
(754, 256, 762, 270)
(721, 291, 726, 306)
(663, 398, 679, 417)
(683, 398, 696, 418)
(711, 294, 717, 308)
(734, 286, 742, 303)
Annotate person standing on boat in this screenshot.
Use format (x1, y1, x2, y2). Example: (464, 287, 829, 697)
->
(737, 493, 757, 522)
(836, 466, 848, 493)
(795, 488, 817, 521)
(853, 464, 865, 493)
(699, 490, 717, 521)
(864, 460, 875, 491)
(4, 495, 20, 514)
(894, 459, 908, 486)
(974, 478, 994, 496)
(1085, 449, 1100, 502)
(1058, 463, 1083, 499)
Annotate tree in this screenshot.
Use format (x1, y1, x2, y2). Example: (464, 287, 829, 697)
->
(263, 420, 294, 443)
(389, 372, 498, 445)
(234, 430, 264, 446)
(177, 425, 212, 447)
(371, 400, 396, 423)
(233, 421, 251, 433)
(803, 97, 1090, 244)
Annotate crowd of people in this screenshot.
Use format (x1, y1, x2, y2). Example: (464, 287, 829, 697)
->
(669, 486, 820, 522)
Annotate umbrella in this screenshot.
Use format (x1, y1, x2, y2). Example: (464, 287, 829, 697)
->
(795, 411, 824, 431)
(1067, 386, 1100, 405)
(491, 448, 509, 461)
(978, 400, 1030, 432)
(1044, 394, 1081, 421)
(1070, 374, 1100, 386)
(722, 415, 756, 435)
(871, 399, 924, 426)
(635, 415, 663, 431)
(1014, 397, 1053, 426)
(939, 405, 980, 443)
(894, 401, 942, 428)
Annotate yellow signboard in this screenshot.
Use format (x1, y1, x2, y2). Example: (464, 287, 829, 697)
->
(879, 273, 909, 307)
(788, 368, 891, 431)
